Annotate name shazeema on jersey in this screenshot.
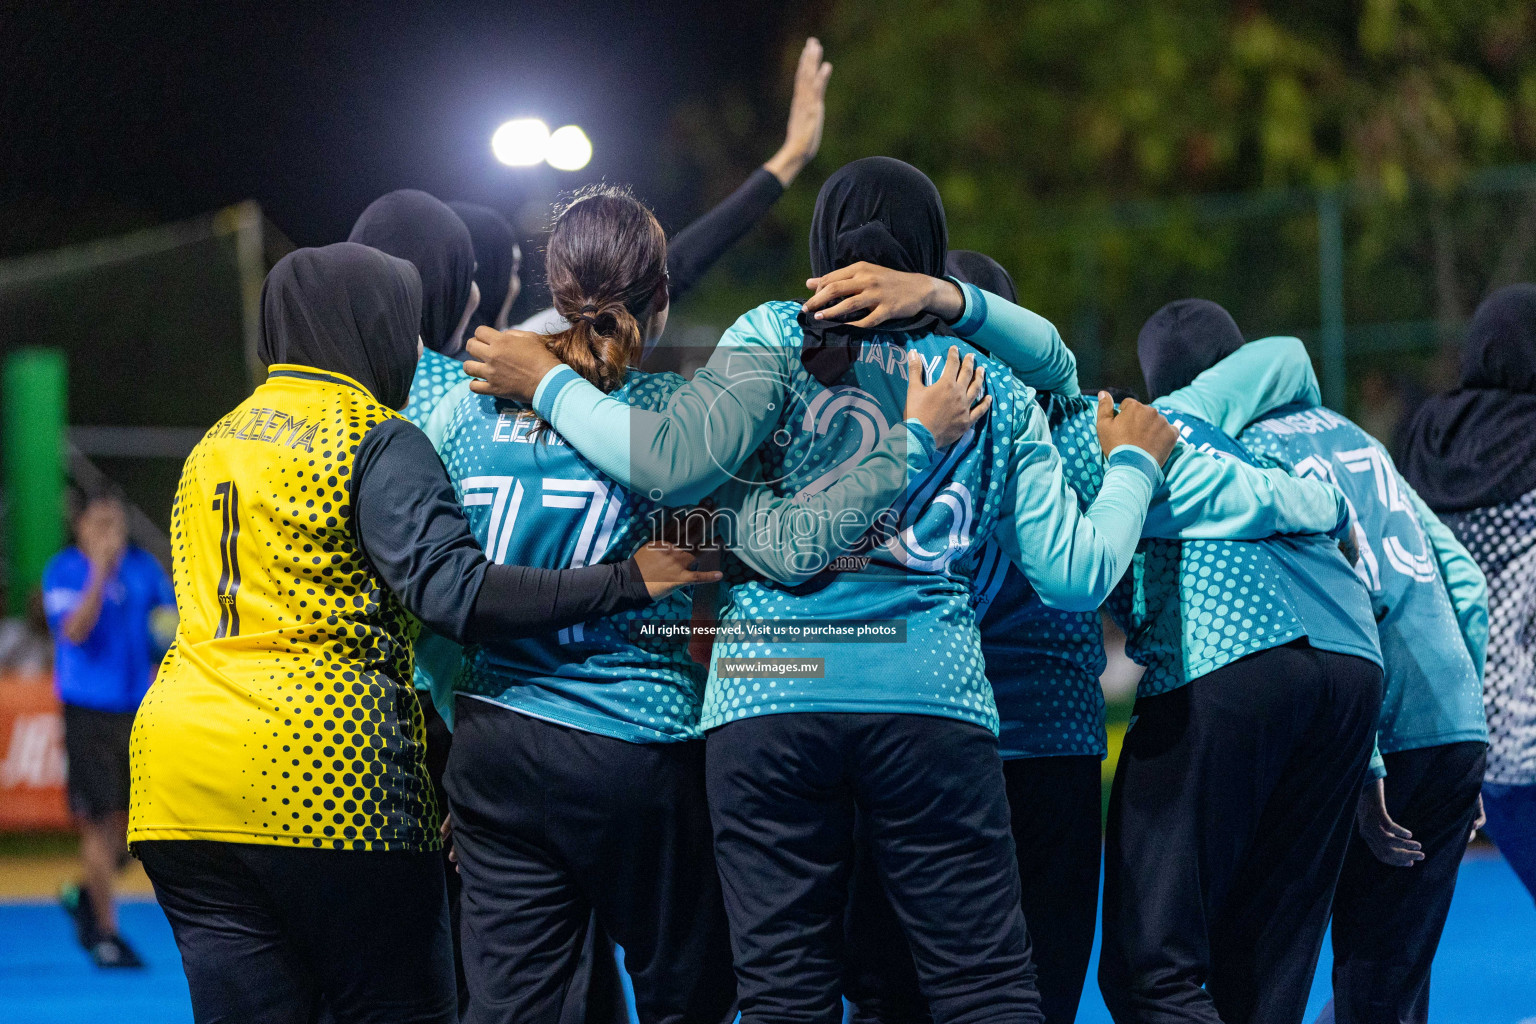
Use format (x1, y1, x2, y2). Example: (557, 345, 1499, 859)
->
(209, 404, 322, 452)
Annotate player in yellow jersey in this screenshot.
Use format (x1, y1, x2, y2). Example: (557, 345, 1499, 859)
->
(129, 242, 719, 1024)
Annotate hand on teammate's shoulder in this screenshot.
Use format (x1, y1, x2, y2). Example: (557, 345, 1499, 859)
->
(463, 326, 560, 403)
(1096, 393, 1177, 466)
(905, 346, 992, 449)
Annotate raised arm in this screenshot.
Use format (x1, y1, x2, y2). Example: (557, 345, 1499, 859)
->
(668, 39, 831, 301)
(1143, 439, 1349, 540)
(55, 506, 128, 646)
(996, 390, 1173, 611)
(1159, 336, 1320, 435)
(512, 39, 828, 334)
(1407, 482, 1489, 675)
(57, 557, 114, 646)
(665, 171, 785, 303)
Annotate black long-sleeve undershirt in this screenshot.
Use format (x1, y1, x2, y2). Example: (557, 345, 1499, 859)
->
(351, 418, 652, 644)
(664, 167, 784, 304)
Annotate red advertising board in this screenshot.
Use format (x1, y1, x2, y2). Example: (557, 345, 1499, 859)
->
(0, 674, 71, 830)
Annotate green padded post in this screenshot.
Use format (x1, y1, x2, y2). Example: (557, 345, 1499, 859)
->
(3, 348, 67, 608)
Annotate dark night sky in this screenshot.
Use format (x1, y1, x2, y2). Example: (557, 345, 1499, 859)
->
(0, 0, 803, 255)
(0, 0, 811, 526)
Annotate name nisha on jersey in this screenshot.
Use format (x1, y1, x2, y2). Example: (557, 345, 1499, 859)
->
(211, 406, 320, 452)
(1259, 406, 1350, 436)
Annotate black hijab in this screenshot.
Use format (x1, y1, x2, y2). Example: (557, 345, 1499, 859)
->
(258, 243, 423, 411)
(1137, 298, 1246, 400)
(945, 250, 1017, 304)
(1401, 284, 1536, 511)
(448, 201, 518, 336)
(347, 189, 474, 356)
(801, 157, 949, 384)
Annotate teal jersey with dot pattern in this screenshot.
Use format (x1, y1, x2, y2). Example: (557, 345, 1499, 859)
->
(702, 302, 1030, 734)
(969, 394, 1110, 759)
(972, 541, 1107, 759)
(436, 370, 703, 743)
(1241, 403, 1485, 754)
(972, 388, 1361, 756)
(405, 346, 469, 695)
(401, 347, 463, 431)
(1112, 405, 1380, 696)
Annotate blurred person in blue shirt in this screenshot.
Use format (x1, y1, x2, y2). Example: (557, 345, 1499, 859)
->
(42, 490, 175, 968)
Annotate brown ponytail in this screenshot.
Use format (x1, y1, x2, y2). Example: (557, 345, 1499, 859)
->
(542, 184, 668, 395)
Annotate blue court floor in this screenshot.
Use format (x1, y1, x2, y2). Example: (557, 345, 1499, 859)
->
(1, 851, 1532, 1024)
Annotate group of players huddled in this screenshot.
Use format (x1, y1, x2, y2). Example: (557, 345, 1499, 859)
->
(121, 37, 1536, 1024)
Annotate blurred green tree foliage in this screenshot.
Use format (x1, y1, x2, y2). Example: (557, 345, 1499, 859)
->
(814, 0, 1536, 198)
(673, 1, 1536, 392)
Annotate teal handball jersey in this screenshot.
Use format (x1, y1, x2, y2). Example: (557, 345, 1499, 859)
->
(436, 370, 704, 743)
(402, 347, 464, 430)
(974, 390, 1352, 759)
(530, 290, 1166, 736)
(971, 394, 1110, 759)
(404, 346, 472, 699)
(1241, 403, 1486, 755)
(701, 303, 1030, 733)
(1116, 405, 1381, 696)
(971, 539, 1107, 759)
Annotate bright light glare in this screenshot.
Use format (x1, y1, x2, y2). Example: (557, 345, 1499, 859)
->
(546, 125, 593, 171)
(492, 119, 550, 167)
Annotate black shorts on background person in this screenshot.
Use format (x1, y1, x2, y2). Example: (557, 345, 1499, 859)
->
(62, 704, 135, 820)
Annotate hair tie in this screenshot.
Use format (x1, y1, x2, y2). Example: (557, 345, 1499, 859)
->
(571, 304, 603, 327)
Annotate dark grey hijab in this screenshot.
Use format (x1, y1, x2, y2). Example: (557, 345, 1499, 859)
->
(348, 189, 474, 356)
(1402, 284, 1536, 511)
(800, 157, 949, 385)
(258, 243, 422, 410)
(945, 250, 1017, 304)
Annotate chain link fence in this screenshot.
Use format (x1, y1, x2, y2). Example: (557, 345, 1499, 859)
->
(1010, 164, 1536, 456)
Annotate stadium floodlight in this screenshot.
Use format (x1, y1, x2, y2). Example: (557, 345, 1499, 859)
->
(492, 118, 550, 167)
(546, 125, 592, 171)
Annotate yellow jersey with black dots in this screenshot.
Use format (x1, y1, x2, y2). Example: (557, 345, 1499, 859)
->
(129, 365, 438, 852)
